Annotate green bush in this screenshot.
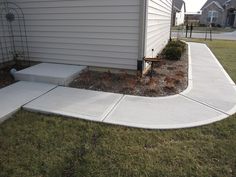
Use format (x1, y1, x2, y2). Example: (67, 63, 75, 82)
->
(162, 40, 186, 60)
(163, 47, 182, 60)
(166, 41, 186, 52)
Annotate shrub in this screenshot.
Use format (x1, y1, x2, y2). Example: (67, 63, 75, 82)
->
(163, 47, 182, 60)
(162, 40, 186, 60)
(166, 40, 186, 52)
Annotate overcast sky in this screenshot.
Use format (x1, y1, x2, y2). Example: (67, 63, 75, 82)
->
(185, 0, 207, 12)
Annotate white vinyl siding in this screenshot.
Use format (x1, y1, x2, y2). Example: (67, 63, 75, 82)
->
(10, 0, 141, 70)
(146, 0, 172, 58)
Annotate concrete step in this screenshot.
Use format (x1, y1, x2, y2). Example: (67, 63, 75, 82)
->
(14, 63, 86, 86)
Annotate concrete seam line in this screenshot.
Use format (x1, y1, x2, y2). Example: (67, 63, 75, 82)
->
(101, 95, 125, 122)
(180, 94, 230, 116)
(22, 85, 58, 107)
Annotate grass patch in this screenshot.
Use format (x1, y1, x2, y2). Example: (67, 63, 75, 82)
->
(1, 111, 236, 177)
(0, 39, 236, 177)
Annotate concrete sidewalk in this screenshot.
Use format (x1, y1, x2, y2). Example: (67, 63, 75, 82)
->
(104, 43, 236, 129)
(22, 42, 236, 129)
(0, 81, 56, 122)
(0, 42, 235, 129)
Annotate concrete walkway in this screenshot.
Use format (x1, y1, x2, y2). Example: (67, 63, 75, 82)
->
(0, 81, 56, 123)
(1, 42, 236, 129)
(22, 42, 236, 129)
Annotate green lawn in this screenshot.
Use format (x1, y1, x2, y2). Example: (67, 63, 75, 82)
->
(0, 40, 236, 177)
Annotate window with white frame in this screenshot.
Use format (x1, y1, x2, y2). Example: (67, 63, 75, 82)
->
(207, 10, 218, 23)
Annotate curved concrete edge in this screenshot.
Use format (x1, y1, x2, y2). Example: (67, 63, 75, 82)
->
(24, 98, 231, 130)
(102, 93, 232, 130)
(104, 113, 228, 130)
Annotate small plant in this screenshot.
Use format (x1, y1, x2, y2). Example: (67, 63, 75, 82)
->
(162, 40, 186, 60)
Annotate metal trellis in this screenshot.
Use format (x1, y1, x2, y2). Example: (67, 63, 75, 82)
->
(0, 1, 30, 69)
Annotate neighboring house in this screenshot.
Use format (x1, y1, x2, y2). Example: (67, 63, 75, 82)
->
(172, 0, 186, 26)
(185, 12, 202, 25)
(0, 0, 173, 71)
(200, 0, 236, 27)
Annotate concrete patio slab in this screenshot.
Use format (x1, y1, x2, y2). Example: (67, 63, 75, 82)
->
(0, 81, 56, 122)
(104, 95, 227, 129)
(24, 87, 123, 122)
(14, 63, 86, 86)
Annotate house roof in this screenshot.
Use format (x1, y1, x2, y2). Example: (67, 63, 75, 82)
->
(201, 0, 227, 10)
(173, 0, 186, 12)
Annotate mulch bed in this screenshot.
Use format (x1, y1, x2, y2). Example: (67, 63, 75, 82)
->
(0, 64, 28, 89)
(70, 48, 188, 97)
(0, 67, 15, 89)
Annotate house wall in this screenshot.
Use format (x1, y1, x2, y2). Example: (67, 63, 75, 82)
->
(200, 3, 224, 26)
(145, 0, 172, 58)
(10, 0, 141, 70)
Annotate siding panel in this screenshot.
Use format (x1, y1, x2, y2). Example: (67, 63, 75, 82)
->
(10, 0, 141, 70)
(146, 0, 172, 57)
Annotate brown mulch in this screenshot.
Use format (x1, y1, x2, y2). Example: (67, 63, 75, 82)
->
(0, 67, 15, 89)
(70, 48, 188, 97)
(0, 64, 28, 89)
